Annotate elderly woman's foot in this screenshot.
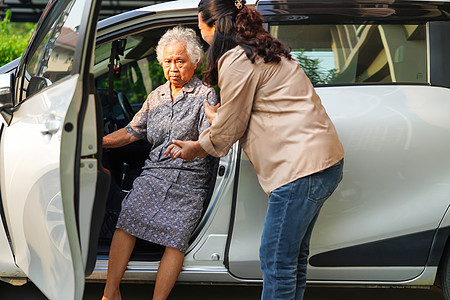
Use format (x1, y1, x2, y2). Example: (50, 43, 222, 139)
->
(102, 292, 121, 300)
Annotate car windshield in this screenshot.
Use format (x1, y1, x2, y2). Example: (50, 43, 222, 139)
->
(270, 23, 427, 85)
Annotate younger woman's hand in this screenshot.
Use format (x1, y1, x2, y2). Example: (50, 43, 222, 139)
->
(204, 100, 220, 125)
(164, 140, 208, 161)
(165, 144, 182, 160)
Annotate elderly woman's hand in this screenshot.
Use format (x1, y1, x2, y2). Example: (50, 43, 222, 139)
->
(165, 140, 208, 161)
(204, 100, 220, 124)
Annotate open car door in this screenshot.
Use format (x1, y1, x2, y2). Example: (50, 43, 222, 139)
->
(0, 0, 108, 298)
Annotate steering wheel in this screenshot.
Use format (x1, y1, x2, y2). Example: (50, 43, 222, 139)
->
(117, 92, 135, 123)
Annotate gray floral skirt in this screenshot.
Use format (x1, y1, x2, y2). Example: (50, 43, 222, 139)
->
(116, 169, 209, 253)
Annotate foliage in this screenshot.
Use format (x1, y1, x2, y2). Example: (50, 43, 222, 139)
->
(0, 10, 36, 67)
(293, 50, 336, 85)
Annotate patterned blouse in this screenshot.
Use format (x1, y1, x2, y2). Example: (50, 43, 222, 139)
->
(125, 76, 218, 182)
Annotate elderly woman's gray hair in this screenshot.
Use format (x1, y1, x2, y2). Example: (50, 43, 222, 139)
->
(156, 26, 204, 67)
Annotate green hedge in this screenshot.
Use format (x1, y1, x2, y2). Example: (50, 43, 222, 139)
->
(0, 10, 36, 67)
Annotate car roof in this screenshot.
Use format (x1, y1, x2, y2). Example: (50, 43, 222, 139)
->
(98, 0, 258, 31)
(136, 0, 258, 12)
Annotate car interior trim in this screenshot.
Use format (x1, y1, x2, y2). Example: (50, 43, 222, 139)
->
(97, 10, 156, 32)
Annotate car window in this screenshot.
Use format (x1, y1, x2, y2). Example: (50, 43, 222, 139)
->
(270, 23, 427, 85)
(96, 39, 165, 110)
(20, 0, 86, 100)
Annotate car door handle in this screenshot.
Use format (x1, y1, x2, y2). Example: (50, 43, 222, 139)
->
(218, 165, 226, 176)
(41, 119, 61, 135)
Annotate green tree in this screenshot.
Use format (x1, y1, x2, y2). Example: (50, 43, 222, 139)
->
(293, 50, 336, 85)
(0, 10, 36, 67)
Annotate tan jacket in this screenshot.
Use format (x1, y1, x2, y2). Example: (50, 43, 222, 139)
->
(199, 46, 344, 194)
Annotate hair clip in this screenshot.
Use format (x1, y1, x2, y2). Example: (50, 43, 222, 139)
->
(235, 0, 243, 10)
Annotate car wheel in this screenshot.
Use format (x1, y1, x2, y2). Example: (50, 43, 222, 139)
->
(441, 243, 450, 300)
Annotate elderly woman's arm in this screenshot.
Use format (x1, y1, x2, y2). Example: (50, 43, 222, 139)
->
(103, 128, 140, 148)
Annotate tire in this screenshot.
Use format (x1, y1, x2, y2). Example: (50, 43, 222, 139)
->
(441, 244, 450, 300)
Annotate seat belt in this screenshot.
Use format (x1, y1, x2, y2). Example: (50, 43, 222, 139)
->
(104, 39, 127, 134)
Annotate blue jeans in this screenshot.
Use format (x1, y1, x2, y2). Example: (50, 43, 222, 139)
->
(260, 159, 344, 300)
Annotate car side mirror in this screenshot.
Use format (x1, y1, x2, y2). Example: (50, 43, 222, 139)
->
(0, 73, 15, 110)
(27, 76, 50, 98)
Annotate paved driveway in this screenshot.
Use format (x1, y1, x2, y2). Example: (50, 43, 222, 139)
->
(0, 281, 445, 299)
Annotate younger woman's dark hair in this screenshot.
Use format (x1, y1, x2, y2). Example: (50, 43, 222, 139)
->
(198, 0, 291, 86)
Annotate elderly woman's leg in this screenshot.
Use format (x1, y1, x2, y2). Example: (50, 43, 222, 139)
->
(152, 246, 185, 300)
(102, 229, 136, 300)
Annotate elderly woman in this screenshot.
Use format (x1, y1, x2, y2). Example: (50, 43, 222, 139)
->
(101, 26, 217, 300)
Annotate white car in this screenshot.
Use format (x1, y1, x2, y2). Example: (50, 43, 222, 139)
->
(1, 0, 450, 299)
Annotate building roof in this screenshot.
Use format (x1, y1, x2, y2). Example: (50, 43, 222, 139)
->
(0, 0, 172, 22)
